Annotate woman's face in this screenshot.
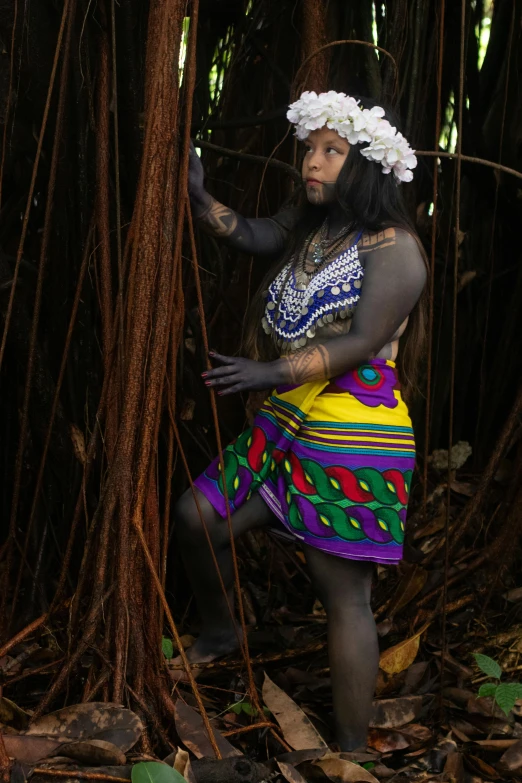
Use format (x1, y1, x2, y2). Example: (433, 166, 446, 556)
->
(301, 127, 350, 205)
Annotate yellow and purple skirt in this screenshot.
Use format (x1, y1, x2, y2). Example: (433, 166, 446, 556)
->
(194, 359, 416, 564)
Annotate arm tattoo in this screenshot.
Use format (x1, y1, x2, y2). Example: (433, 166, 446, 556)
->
(197, 196, 240, 238)
(280, 345, 331, 384)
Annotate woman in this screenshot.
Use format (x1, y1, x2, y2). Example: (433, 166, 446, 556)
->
(174, 91, 427, 751)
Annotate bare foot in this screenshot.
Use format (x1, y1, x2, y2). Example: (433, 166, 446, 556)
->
(167, 629, 242, 683)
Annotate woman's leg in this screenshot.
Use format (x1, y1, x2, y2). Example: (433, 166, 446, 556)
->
(173, 488, 275, 664)
(303, 545, 378, 751)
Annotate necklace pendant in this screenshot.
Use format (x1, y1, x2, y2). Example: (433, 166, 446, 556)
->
(312, 247, 324, 265)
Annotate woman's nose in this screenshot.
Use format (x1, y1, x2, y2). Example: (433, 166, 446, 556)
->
(307, 151, 321, 170)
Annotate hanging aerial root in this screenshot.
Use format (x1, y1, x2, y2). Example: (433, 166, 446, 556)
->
(186, 196, 290, 755)
(0, 0, 72, 376)
(10, 218, 93, 628)
(0, 0, 19, 210)
(94, 1, 117, 461)
(0, 0, 77, 640)
(132, 519, 221, 759)
(301, 0, 329, 93)
(291, 40, 399, 101)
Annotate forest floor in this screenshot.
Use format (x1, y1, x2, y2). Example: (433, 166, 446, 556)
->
(1, 458, 522, 783)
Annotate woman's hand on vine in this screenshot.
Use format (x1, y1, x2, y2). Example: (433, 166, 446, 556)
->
(202, 352, 281, 395)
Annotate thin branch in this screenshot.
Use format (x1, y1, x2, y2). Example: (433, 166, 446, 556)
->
(195, 139, 302, 183)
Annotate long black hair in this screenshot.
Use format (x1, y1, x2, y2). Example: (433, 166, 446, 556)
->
(244, 96, 428, 402)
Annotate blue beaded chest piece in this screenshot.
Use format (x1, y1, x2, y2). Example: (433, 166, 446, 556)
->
(262, 233, 364, 351)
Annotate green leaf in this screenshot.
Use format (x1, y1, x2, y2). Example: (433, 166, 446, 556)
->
(478, 683, 498, 698)
(132, 762, 186, 783)
(241, 702, 256, 716)
(362, 763, 376, 771)
(495, 683, 520, 716)
(162, 637, 174, 660)
(228, 702, 244, 714)
(511, 683, 522, 699)
(473, 653, 502, 679)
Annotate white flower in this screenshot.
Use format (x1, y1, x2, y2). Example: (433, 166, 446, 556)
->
(287, 91, 417, 183)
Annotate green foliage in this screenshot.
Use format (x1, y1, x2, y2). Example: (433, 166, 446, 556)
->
(162, 637, 174, 660)
(478, 682, 498, 698)
(132, 762, 186, 783)
(495, 683, 522, 717)
(473, 652, 522, 716)
(473, 653, 502, 680)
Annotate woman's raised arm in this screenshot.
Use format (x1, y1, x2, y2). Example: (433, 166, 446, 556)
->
(188, 142, 294, 256)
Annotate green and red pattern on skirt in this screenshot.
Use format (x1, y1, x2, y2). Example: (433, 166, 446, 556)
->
(194, 359, 416, 564)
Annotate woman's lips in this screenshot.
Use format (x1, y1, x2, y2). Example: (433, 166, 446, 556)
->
(306, 179, 322, 185)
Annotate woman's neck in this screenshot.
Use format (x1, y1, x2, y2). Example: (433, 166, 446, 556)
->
(326, 202, 355, 238)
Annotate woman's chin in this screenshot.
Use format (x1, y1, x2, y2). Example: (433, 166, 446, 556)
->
(306, 191, 324, 205)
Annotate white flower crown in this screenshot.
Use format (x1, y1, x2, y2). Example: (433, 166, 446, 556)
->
(287, 91, 417, 183)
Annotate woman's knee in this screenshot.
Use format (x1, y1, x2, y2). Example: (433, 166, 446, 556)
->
(173, 489, 223, 546)
(305, 549, 374, 612)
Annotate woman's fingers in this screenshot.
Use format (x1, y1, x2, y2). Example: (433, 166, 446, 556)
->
(209, 351, 236, 365)
(204, 365, 239, 380)
(204, 367, 233, 379)
(217, 383, 245, 396)
(206, 374, 239, 387)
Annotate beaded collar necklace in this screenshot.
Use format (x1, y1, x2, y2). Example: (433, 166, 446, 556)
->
(262, 228, 364, 351)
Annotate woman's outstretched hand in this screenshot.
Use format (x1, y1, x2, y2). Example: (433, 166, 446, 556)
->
(202, 352, 282, 395)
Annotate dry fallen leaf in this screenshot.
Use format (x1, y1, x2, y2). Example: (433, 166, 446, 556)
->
(503, 587, 522, 603)
(499, 739, 522, 772)
(369, 696, 423, 728)
(444, 750, 465, 783)
(413, 503, 447, 539)
(174, 701, 241, 760)
(2, 735, 62, 763)
(262, 672, 328, 751)
(59, 739, 126, 766)
(397, 723, 432, 749)
(465, 753, 501, 780)
(314, 756, 379, 783)
(367, 728, 410, 753)
(275, 749, 328, 766)
(379, 622, 430, 675)
(25, 703, 143, 752)
(277, 761, 308, 783)
(386, 565, 427, 618)
(173, 747, 189, 775)
(443, 687, 476, 708)
(173, 747, 196, 783)
(474, 739, 518, 751)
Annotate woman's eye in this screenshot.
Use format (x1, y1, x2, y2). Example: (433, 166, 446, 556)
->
(326, 147, 339, 154)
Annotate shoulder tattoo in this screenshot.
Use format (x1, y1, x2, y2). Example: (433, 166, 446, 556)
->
(359, 227, 397, 255)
